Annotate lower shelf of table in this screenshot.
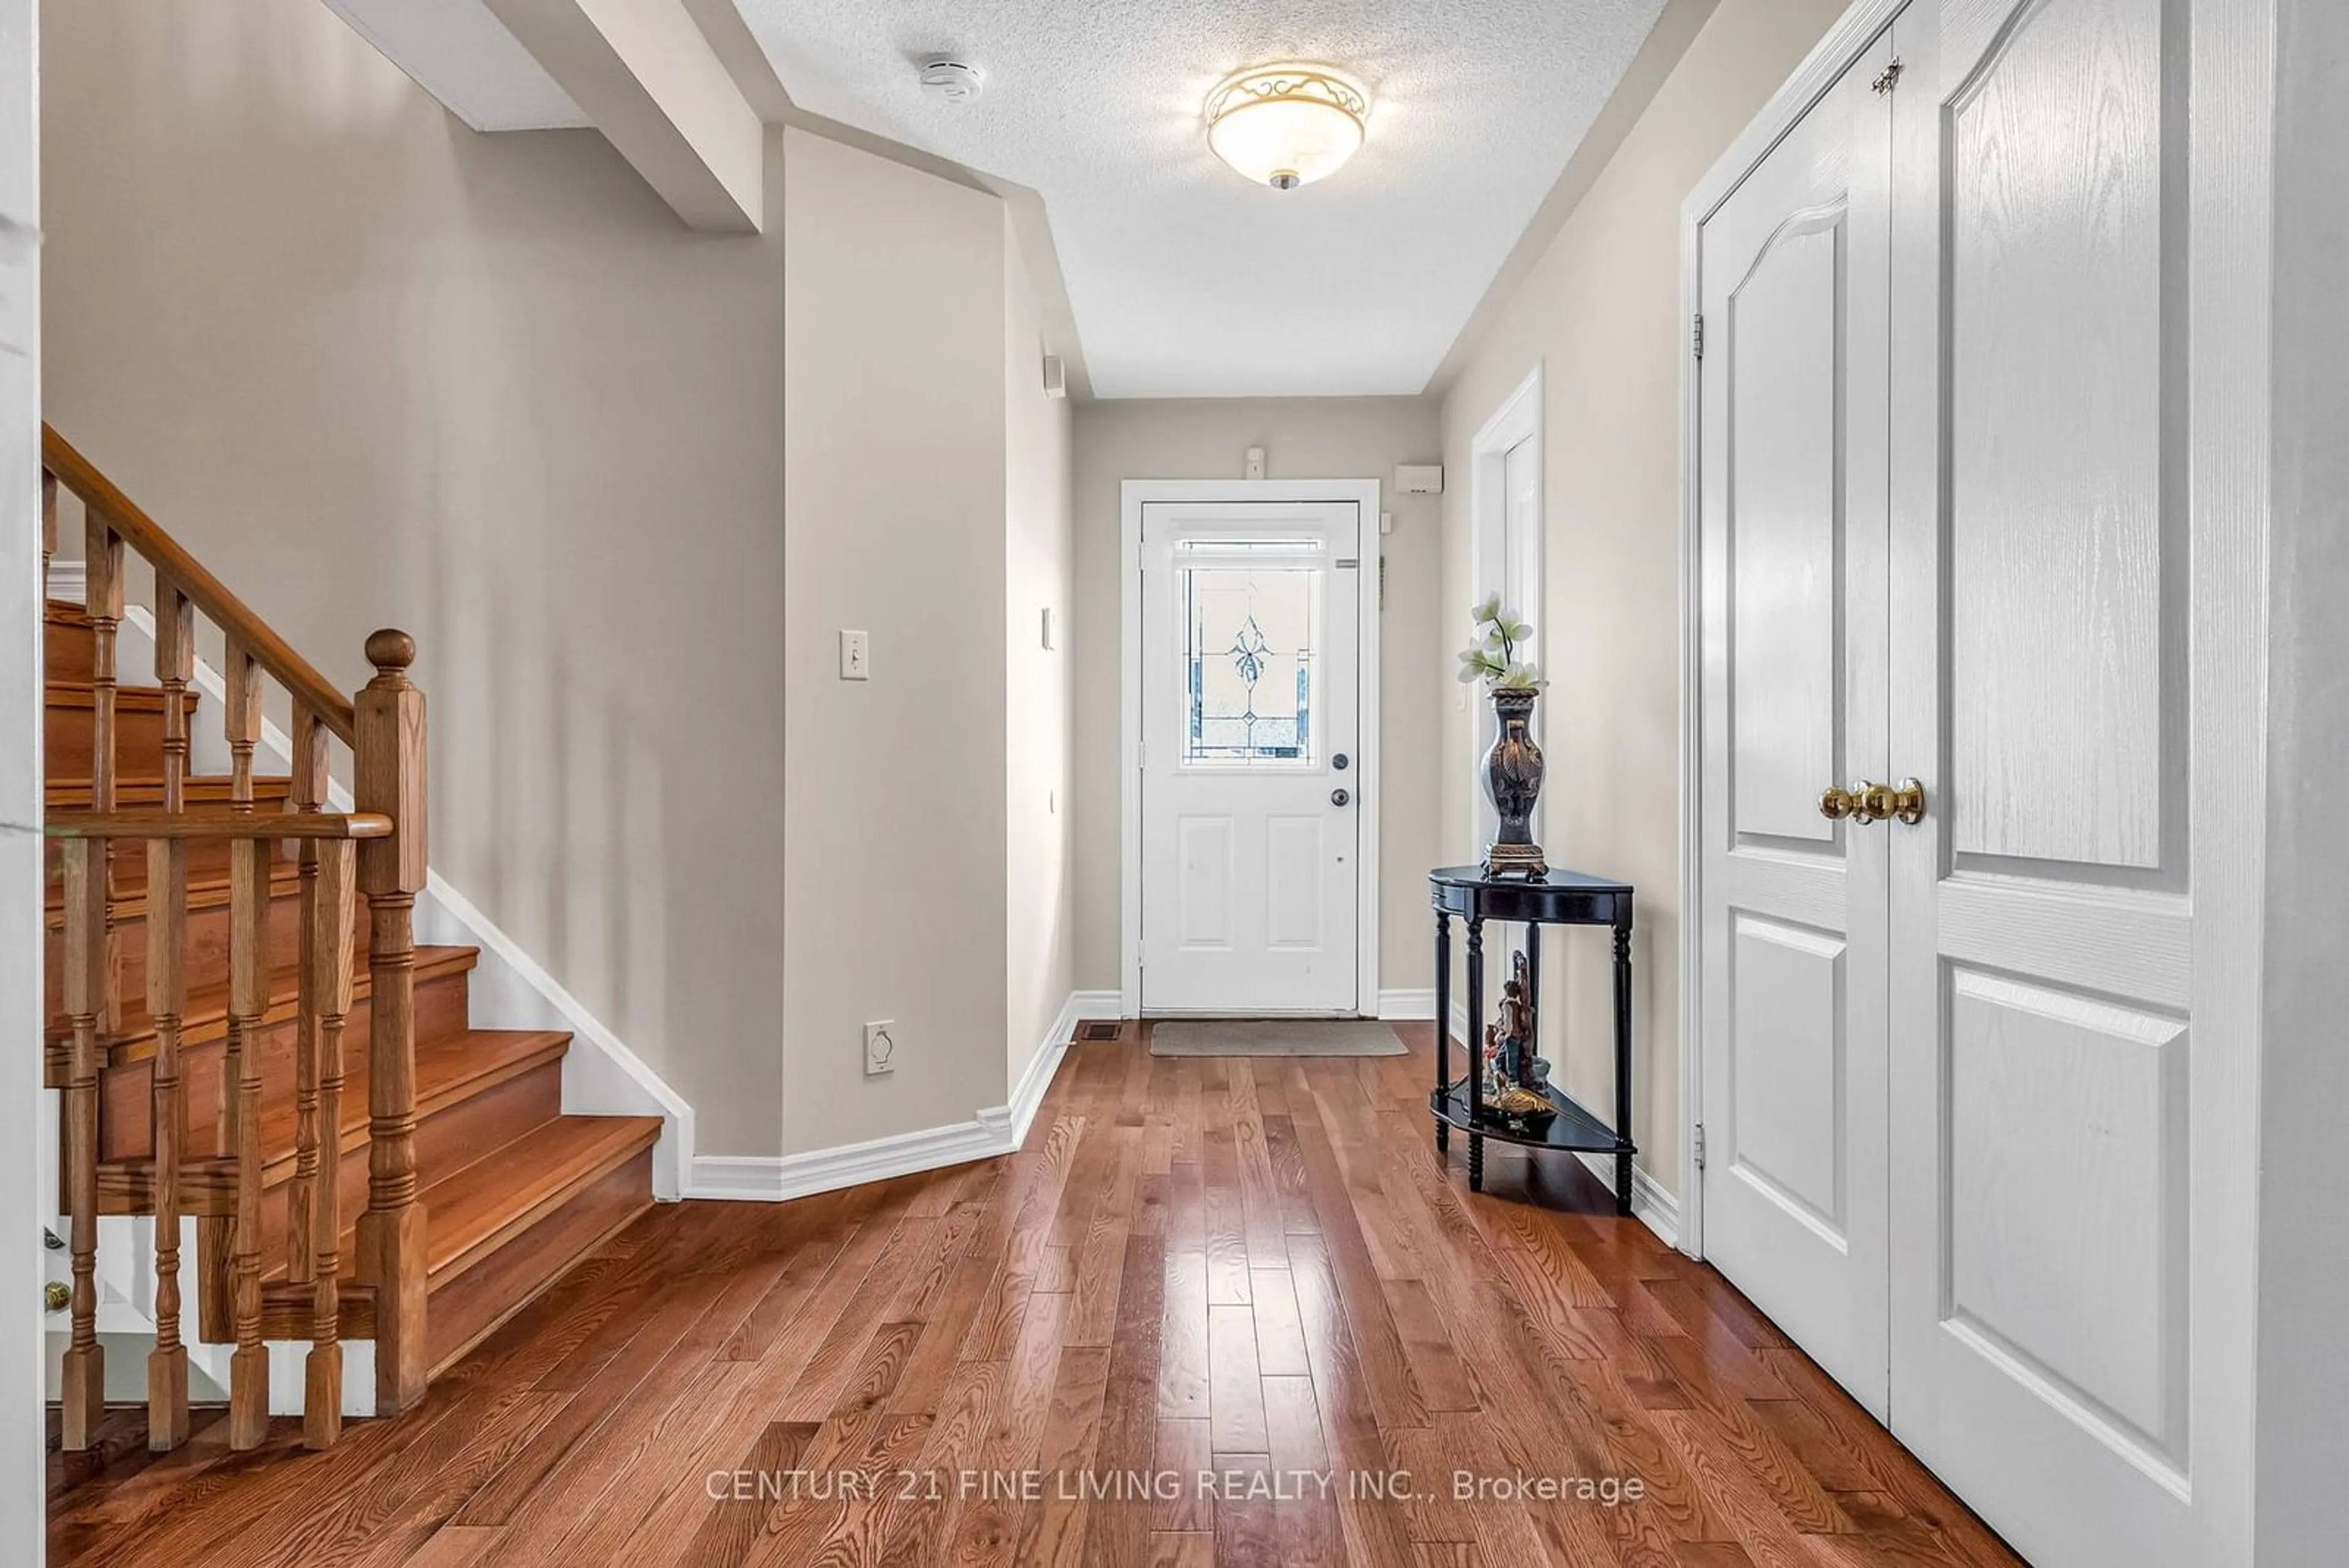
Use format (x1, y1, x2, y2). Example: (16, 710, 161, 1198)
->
(1430, 1079, 1637, 1156)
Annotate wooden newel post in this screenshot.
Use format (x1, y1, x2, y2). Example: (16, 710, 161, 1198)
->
(354, 629, 428, 1414)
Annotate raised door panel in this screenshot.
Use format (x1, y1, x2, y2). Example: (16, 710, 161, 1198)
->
(1727, 915, 1847, 1239)
(1263, 816, 1327, 950)
(1174, 817, 1236, 949)
(1945, 969, 2186, 1466)
(1729, 215, 1846, 849)
(1946, 0, 2172, 872)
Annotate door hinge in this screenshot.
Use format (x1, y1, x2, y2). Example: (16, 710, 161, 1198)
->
(1691, 312, 1705, 360)
(1137, 740, 1146, 770)
(1694, 1121, 1707, 1170)
(1871, 58, 1904, 95)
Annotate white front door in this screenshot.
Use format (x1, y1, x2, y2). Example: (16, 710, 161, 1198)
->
(1882, 2, 2252, 1562)
(1695, 29, 1896, 1418)
(1139, 499, 1361, 1014)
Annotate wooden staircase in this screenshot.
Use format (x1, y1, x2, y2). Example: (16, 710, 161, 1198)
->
(40, 427, 660, 1454)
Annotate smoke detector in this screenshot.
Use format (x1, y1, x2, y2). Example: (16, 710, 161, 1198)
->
(919, 59, 984, 103)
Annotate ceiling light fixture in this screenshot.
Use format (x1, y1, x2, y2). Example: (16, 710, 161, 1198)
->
(1204, 64, 1368, 191)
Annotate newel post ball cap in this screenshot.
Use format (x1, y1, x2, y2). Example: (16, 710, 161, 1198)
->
(366, 628, 417, 672)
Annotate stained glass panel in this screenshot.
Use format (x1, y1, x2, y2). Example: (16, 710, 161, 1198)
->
(1180, 563, 1320, 765)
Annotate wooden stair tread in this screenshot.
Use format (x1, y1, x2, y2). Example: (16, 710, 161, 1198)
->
(46, 775, 295, 809)
(423, 1115, 661, 1285)
(43, 838, 303, 921)
(46, 680, 196, 714)
(241, 1028, 573, 1184)
(50, 944, 479, 1062)
(262, 1115, 659, 1293)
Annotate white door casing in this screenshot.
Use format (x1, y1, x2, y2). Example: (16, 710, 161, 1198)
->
(1469, 367, 1544, 859)
(1883, 1, 2261, 1562)
(1694, 28, 1895, 1419)
(1123, 483, 1379, 1015)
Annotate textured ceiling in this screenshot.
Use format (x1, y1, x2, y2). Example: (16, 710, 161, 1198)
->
(737, 0, 1668, 398)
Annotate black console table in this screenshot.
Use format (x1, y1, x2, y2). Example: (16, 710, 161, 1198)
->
(1430, 866, 1636, 1209)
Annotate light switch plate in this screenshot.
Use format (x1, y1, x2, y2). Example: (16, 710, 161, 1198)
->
(839, 629, 870, 680)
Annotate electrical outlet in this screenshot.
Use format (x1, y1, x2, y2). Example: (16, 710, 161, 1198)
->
(840, 629, 870, 680)
(863, 1020, 897, 1077)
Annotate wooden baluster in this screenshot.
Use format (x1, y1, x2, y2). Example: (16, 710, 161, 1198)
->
(58, 838, 105, 1449)
(146, 835, 190, 1451)
(155, 581, 193, 812)
(355, 630, 428, 1415)
(226, 827, 270, 1449)
(286, 703, 327, 1289)
(225, 640, 261, 809)
(86, 514, 124, 1033)
(306, 839, 355, 1449)
(150, 583, 198, 1449)
(39, 468, 54, 604)
(201, 643, 264, 1353)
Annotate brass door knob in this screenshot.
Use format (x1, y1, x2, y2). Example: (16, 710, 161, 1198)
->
(1819, 782, 1880, 823)
(44, 1280, 68, 1313)
(1819, 779, 1927, 826)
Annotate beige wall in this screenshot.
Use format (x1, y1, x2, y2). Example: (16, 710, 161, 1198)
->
(1436, 0, 1847, 1197)
(42, 0, 790, 1154)
(43, 2, 1074, 1164)
(781, 127, 1014, 1153)
(1004, 227, 1077, 1088)
(1070, 397, 1444, 998)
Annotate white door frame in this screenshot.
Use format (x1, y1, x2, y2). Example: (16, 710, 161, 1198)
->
(1120, 477, 1382, 1018)
(1467, 365, 1544, 859)
(1, 0, 43, 1553)
(1675, 0, 1909, 1260)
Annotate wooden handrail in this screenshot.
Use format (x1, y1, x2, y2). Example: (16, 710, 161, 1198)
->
(44, 811, 393, 841)
(42, 425, 358, 744)
(40, 431, 428, 1452)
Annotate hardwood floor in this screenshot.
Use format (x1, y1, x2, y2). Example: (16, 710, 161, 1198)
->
(47, 1024, 2023, 1566)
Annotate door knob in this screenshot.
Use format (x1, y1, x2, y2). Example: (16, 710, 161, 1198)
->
(1818, 779, 1927, 825)
(1819, 782, 1879, 823)
(1330, 788, 1351, 807)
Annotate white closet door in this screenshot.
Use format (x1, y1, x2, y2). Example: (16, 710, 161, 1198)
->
(1696, 31, 1895, 1418)
(1886, 1, 2258, 1562)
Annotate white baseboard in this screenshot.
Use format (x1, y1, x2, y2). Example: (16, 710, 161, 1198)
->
(1007, 990, 1118, 1150)
(685, 988, 1106, 1203)
(1376, 987, 1436, 1020)
(1570, 1152, 1681, 1249)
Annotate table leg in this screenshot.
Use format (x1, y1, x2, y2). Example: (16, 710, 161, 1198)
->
(1467, 915, 1485, 1192)
(1433, 911, 1450, 1154)
(1524, 922, 1539, 1017)
(1613, 916, 1633, 1217)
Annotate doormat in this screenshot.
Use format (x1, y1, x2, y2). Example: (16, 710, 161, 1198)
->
(1148, 1019, 1407, 1058)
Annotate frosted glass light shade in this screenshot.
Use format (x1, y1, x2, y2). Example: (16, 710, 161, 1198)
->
(1204, 65, 1368, 190)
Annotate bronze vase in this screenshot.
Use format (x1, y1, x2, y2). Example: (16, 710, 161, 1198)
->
(1483, 687, 1547, 877)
